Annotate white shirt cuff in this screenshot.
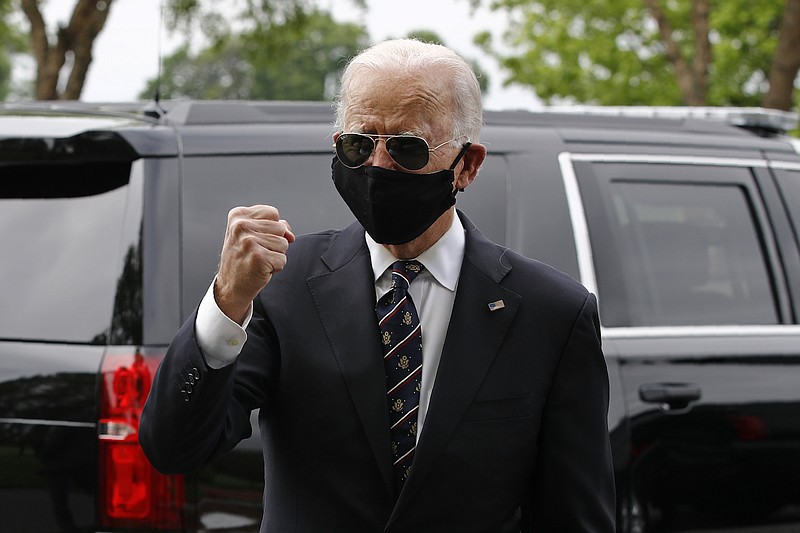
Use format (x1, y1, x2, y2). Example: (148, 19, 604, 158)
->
(195, 279, 253, 369)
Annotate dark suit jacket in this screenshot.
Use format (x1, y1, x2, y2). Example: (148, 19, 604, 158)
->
(140, 212, 615, 532)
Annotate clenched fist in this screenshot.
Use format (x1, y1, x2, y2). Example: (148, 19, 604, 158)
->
(214, 205, 295, 324)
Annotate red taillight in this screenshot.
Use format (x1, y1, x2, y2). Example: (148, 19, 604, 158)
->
(99, 350, 185, 529)
(729, 414, 768, 441)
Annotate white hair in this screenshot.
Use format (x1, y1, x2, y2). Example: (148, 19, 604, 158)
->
(334, 39, 483, 143)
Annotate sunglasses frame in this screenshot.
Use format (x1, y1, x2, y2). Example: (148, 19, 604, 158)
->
(334, 132, 460, 171)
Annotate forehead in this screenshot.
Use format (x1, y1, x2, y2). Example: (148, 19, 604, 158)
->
(343, 69, 453, 137)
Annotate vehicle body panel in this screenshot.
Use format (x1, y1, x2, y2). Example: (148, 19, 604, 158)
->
(1, 102, 799, 532)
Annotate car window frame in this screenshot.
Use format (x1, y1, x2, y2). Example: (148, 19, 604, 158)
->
(559, 152, 799, 336)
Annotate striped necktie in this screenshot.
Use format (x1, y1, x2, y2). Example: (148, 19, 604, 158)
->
(376, 260, 424, 495)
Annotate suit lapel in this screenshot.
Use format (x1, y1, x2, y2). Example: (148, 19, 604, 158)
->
(306, 215, 523, 513)
(390, 213, 521, 514)
(306, 223, 394, 497)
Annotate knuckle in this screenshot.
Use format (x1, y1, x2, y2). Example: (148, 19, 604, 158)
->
(253, 204, 280, 221)
(267, 254, 288, 275)
(263, 204, 280, 218)
(268, 234, 290, 252)
(238, 233, 258, 250)
(227, 205, 248, 221)
(229, 217, 253, 239)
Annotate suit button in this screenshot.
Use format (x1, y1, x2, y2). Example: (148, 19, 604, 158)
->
(184, 382, 193, 394)
(181, 390, 190, 402)
(192, 367, 200, 380)
(188, 374, 195, 385)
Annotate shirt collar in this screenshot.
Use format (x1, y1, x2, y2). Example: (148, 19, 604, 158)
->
(366, 213, 465, 292)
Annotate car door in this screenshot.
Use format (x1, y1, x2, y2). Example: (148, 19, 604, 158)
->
(564, 153, 800, 532)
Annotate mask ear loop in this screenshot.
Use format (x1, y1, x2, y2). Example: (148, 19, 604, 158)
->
(449, 142, 472, 170)
(449, 142, 472, 193)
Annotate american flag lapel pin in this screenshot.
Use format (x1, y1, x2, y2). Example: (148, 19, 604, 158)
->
(488, 299, 505, 311)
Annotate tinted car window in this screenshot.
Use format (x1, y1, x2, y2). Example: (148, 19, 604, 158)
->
(774, 168, 800, 249)
(578, 162, 779, 327)
(453, 153, 507, 247)
(181, 153, 354, 314)
(0, 162, 140, 343)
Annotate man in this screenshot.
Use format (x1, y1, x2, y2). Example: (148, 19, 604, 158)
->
(140, 39, 615, 532)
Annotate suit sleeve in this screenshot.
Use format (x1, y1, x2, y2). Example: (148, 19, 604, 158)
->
(526, 293, 616, 532)
(139, 296, 279, 474)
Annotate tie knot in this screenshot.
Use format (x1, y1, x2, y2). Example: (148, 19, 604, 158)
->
(390, 260, 424, 291)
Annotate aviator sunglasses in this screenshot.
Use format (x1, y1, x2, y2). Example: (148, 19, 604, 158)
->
(334, 132, 461, 171)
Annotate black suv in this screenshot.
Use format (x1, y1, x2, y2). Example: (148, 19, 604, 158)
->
(1, 101, 799, 533)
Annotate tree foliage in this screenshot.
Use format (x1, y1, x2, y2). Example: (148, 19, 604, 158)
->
(139, 42, 251, 101)
(12, 0, 366, 101)
(405, 29, 490, 94)
(0, 0, 26, 100)
(245, 8, 368, 100)
(11, 0, 490, 103)
(140, 9, 491, 102)
(474, 0, 800, 110)
(162, 0, 365, 44)
(139, 8, 369, 100)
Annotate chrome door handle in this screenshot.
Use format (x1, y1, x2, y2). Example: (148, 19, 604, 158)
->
(639, 382, 702, 411)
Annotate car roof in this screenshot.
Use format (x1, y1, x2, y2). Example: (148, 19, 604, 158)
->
(1, 101, 797, 158)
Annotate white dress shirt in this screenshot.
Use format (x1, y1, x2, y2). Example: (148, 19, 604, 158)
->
(366, 215, 464, 440)
(196, 215, 466, 440)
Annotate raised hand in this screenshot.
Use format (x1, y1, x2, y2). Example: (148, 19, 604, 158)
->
(214, 205, 295, 324)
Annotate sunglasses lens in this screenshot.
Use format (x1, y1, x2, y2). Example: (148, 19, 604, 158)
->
(386, 136, 429, 170)
(336, 134, 374, 168)
(335, 134, 430, 170)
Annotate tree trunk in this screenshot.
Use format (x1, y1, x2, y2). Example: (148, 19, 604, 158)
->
(763, 0, 800, 111)
(63, 0, 114, 99)
(21, 0, 115, 100)
(644, 0, 707, 105)
(691, 0, 711, 105)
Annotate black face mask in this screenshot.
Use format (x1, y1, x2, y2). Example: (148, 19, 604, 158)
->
(331, 144, 471, 245)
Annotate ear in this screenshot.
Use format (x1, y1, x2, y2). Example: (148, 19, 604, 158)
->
(454, 143, 487, 191)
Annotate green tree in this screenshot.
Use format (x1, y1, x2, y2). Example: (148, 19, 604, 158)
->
(141, 13, 492, 102)
(139, 9, 369, 100)
(474, 0, 800, 110)
(12, 0, 365, 101)
(246, 8, 369, 100)
(139, 42, 255, 100)
(162, 0, 365, 46)
(404, 29, 490, 94)
(0, 0, 28, 100)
